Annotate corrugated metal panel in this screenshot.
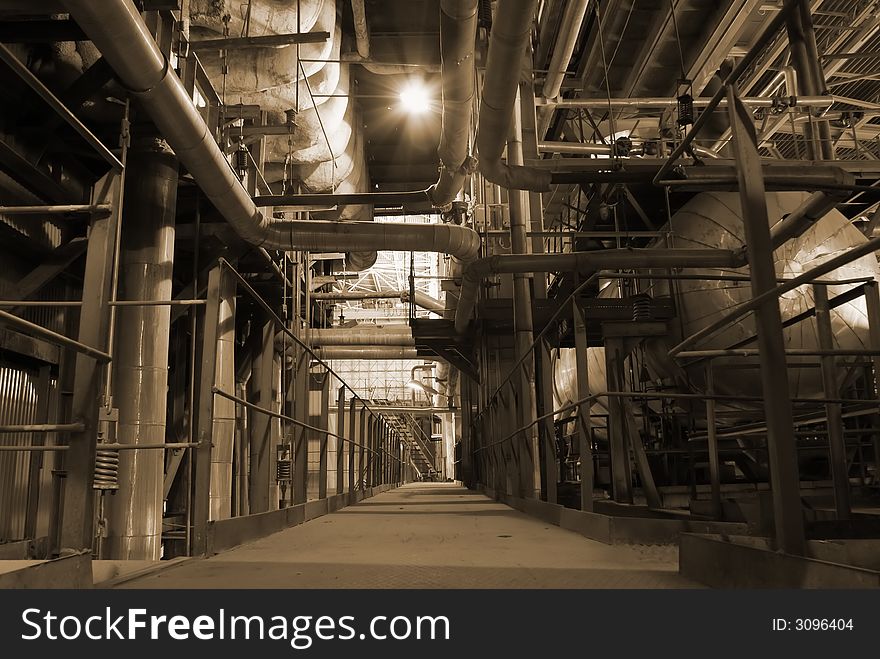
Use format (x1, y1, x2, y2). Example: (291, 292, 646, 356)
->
(0, 214, 62, 251)
(0, 361, 41, 542)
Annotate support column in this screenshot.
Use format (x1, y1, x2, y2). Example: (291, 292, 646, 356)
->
(336, 387, 346, 495)
(864, 281, 880, 480)
(358, 408, 367, 490)
(248, 320, 275, 513)
(316, 373, 330, 499)
(59, 173, 119, 554)
(705, 363, 723, 519)
(348, 399, 357, 493)
(209, 272, 236, 520)
(605, 338, 633, 503)
(572, 300, 594, 511)
(105, 136, 178, 559)
(814, 284, 851, 518)
(292, 345, 309, 504)
(728, 84, 805, 555)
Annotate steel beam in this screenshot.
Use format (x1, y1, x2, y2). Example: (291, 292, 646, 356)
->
(727, 84, 805, 555)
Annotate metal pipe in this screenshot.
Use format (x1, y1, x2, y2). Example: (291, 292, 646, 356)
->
(209, 272, 236, 521)
(60, 0, 481, 263)
(311, 291, 402, 301)
(541, 0, 589, 100)
(313, 347, 421, 360)
(543, 95, 836, 109)
(477, 0, 552, 192)
(539, 140, 721, 159)
(104, 134, 177, 561)
(454, 248, 742, 333)
(351, 0, 370, 59)
(769, 191, 845, 250)
(0, 204, 112, 216)
(0, 423, 84, 433)
(400, 290, 446, 313)
(309, 327, 415, 346)
(428, 0, 479, 206)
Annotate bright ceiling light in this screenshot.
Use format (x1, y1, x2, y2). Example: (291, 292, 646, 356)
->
(399, 81, 431, 114)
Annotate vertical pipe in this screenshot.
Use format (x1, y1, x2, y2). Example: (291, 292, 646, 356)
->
(508, 87, 539, 498)
(105, 135, 177, 560)
(209, 273, 236, 520)
(318, 373, 330, 500)
(727, 85, 805, 555)
(293, 346, 309, 504)
(814, 285, 851, 519)
(348, 399, 357, 494)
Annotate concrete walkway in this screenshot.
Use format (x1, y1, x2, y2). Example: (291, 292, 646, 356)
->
(118, 483, 699, 588)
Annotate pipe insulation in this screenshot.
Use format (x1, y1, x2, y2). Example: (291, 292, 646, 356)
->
(477, 0, 552, 192)
(60, 0, 482, 263)
(105, 135, 177, 560)
(428, 0, 479, 206)
(309, 326, 416, 347)
(541, 0, 589, 100)
(314, 347, 421, 361)
(210, 273, 236, 521)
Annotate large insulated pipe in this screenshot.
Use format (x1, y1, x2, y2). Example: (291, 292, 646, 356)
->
(60, 0, 482, 263)
(210, 274, 236, 520)
(541, 0, 589, 100)
(105, 134, 177, 560)
(401, 290, 446, 314)
(453, 248, 742, 333)
(310, 327, 415, 346)
(477, 0, 552, 192)
(351, 0, 370, 59)
(428, 0, 479, 206)
(314, 347, 420, 361)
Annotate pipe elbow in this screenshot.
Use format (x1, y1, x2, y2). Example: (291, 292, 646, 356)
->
(478, 157, 552, 192)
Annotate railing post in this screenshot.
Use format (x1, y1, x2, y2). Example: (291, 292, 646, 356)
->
(336, 387, 346, 495)
(572, 298, 594, 512)
(814, 284, 851, 518)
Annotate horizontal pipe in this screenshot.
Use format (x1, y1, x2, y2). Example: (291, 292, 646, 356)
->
(368, 407, 457, 414)
(454, 248, 742, 332)
(99, 442, 199, 450)
(253, 190, 430, 207)
(313, 347, 421, 360)
(189, 32, 331, 50)
(0, 300, 205, 307)
(0, 423, 84, 433)
(311, 291, 402, 301)
(0, 204, 112, 215)
(677, 349, 880, 359)
(0, 446, 70, 452)
(401, 290, 446, 313)
(543, 95, 837, 109)
(0, 309, 111, 362)
(310, 327, 415, 346)
(538, 140, 721, 160)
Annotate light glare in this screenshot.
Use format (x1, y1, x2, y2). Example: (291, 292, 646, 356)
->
(399, 82, 430, 114)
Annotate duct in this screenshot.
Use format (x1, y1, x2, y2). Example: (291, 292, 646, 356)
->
(60, 0, 483, 267)
(314, 347, 420, 361)
(310, 326, 415, 347)
(351, 0, 370, 59)
(477, 0, 552, 193)
(427, 0, 479, 207)
(105, 135, 177, 560)
(210, 273, 236, 521)
(454, 248, 743, 333)
(401, 290, 446, 314)
(541, 0, 589, 100)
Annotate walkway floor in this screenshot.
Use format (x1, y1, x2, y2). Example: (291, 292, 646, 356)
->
(119, 483, 700, 588)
